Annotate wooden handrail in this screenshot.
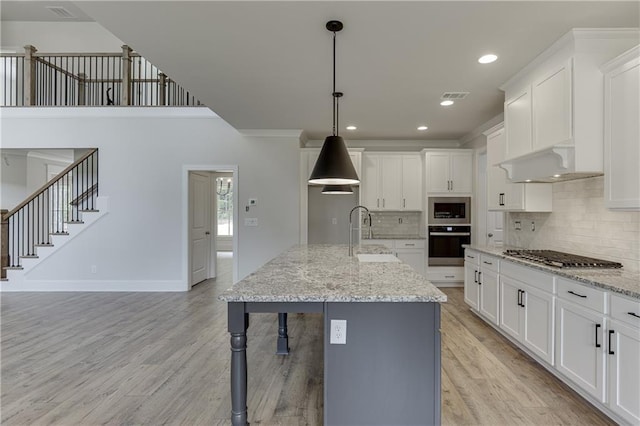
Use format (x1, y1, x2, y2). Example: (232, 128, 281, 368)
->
(2, 148, 98, 221)
(34, 57, 80, 81)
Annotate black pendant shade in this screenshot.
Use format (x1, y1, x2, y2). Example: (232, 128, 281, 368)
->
(321, 184, 354, 194)
(308, 20, 360, 186)
(309, 136, 359, 185)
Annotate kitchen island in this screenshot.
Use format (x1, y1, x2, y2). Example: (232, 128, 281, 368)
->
(219, 244, 447, 426)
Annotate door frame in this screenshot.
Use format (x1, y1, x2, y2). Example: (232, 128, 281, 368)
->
(183, 165, 238, 290)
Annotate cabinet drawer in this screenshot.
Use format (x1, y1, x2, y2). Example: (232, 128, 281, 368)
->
(396, 240, 425, 249)
(480, 254, 500, 273)
(501, 260, 554, 293)
(557, 278, 606, 313)
(610, 293, 640, 327)
(464, 249, 480, 266)
(427, 268, 464, 282)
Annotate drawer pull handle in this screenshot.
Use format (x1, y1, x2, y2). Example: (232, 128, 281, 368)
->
(445, 275, 455, 278)
(628, 312, 640, 319)
(404, 243, 415, 246)
(595, 324, 601, 348)
(483, 261, 493, 265)
(467, 255, 475, 259)
(474, 270, 478, 283)
(608, 330, 615, 355)
(568, 290, 587, 298)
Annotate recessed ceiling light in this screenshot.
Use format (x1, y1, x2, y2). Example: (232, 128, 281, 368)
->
(440, 100, 454, 106)
(525, 179, 532, 182)
(417, 126, 428, 131)
(553, 174, 561, 178)
(478, 54, 498, 64)
(346, 125, 357, 130)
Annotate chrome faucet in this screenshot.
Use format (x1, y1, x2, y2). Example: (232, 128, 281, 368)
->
(349, 205, 372, 256)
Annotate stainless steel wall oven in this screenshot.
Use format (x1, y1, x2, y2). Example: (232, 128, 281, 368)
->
(428, 225, 471, 266)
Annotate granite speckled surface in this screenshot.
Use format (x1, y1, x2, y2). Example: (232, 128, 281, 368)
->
(219, 244, 446, 303)
(464, 245, 640, 300)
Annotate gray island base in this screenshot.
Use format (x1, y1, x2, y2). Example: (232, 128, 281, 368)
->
(220, 244, 447, 426)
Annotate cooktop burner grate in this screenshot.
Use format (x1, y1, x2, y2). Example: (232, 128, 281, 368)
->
(503, 249, 623, 269)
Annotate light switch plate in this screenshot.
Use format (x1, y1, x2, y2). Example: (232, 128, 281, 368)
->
(244, 218, 258, 227)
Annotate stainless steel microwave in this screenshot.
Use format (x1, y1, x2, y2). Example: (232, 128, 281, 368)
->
(428, 197, 471, 225)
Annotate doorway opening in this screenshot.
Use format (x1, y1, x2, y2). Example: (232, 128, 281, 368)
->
(184, 166, 238, 290)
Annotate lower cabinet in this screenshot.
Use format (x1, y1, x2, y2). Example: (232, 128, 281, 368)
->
(555, 299, 606, 402)
(361, 239, 426, 276)
(396, 249, 425, 276)
(464, 262, 480, 310)
(500, 276, 555, 364)
(479, 267, 499, 325)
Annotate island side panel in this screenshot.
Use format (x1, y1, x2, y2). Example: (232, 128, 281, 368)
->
(324, 302, 441, 425)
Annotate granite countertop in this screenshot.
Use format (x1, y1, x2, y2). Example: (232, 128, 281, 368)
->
(464, 245, 640, 300)
(362, 235, 426, 240)
(219, 244, 446, 303)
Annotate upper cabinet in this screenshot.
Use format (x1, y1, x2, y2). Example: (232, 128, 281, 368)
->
(500, 29, 639, 183)
(602, 45, 640, 211)
(362, 153, 422, 211)
(485, 124, 552, 212)
(424, 150, 473, 195)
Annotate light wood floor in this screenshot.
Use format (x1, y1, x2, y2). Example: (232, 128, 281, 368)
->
(1, 254, 613, 425)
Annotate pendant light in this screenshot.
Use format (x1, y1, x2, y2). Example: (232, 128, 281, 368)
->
(321, 184, 353, 194)
(308, 20, 360, 186)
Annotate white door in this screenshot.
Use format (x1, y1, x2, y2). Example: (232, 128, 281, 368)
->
(464, 262, 479, 309)
(450, 152, 473, 193)
(479, 268, 500, 326)
(362, 154, 380, 209)
(190, 171, 212, 286)
(500, 276, 523, 341)
(426, 152, 450, 193)
(608, 320, 640, 424)
(401, 155, 422, 210)
(522, 284, 555, 365)
(380, 156, 402, 210)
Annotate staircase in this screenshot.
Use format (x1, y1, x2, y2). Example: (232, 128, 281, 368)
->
(1, 149, 108, 289)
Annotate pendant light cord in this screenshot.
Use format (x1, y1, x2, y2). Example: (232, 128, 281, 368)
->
(332, 30, 337, 137)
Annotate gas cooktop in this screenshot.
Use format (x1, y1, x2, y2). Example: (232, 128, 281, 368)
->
(503, 249, 623, 269)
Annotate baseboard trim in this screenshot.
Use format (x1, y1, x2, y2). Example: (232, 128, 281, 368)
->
(1, 279, 187, 292)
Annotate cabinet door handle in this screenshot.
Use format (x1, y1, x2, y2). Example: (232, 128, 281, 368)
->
(404, 243, 415, 247)
(403, 199, 406, 208)
(595, 324, 601, 348)
(445, 275, 455, 278)
(628, 312, 640, 319)
(517, 289, 522, 307)
(377, 199, 380, 208)
(467, 255, 475, 259)
(521, 290, 525, 308)
(483, 261, 492, 265)
(568, 290, 587, 298)
(608, 330, 615, 355)
(477, 271, 482, 285)
(474, 270, 478, 283)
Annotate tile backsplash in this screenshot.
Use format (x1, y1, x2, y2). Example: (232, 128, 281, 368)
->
(507, 176, 640, 272)
(362, 211, 422, 238)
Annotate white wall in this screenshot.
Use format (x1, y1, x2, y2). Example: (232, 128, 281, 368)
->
(1, 108, 301, 290)
(507, 176, 640, 273)
(0, 152, 28, 210)
(1, 22, 124, 52)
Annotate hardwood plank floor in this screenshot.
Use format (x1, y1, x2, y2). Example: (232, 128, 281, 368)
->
(1, 255, 613, 425)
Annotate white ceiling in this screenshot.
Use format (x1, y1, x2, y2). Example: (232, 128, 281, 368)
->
(2, 1, 639, 142)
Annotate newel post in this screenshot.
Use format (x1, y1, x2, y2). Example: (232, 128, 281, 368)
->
(121, 45, 132, 105)
(24, 45, 37, 106)
(158, 72, 167, 106)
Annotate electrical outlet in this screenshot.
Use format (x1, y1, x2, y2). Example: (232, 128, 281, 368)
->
(91, 265, 97, 274)
(331, 218, 338, 225)
(531, 221, 536, 232)
(330, 319, 347, 344)
(515, 220, 522, 230)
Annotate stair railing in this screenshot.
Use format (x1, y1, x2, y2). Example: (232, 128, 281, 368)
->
(2, 149, 98, 269)
(1, 45, 202, 107)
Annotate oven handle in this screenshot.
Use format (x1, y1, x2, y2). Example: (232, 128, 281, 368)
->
(429, 232, 471, 236)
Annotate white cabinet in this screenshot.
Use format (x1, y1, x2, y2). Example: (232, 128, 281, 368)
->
(463, 249, 480, 309)
(555, 299, 606, 402)
(500, 29, 638, 181)
(464, 250, 500, 326)
(485, 124, 552, 212)
(499, 264, 555, 365)
(603, 46, 640, 210)
(362, 153, 422, 211)
(608, 294, 640, 424)
(425, 150, 472, 195)
(396, 250, 425, 276)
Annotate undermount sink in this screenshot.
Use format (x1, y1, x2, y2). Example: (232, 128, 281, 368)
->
(356, 254, 401, 263)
